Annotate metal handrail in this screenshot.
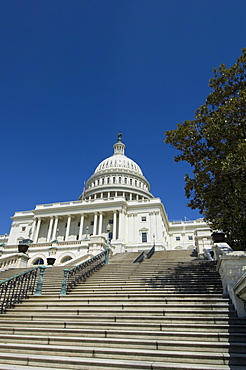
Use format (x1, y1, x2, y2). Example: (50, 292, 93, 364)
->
(0, 266, 45, 314)
(146, 245, 155, 259)
(133, 251, 145, 263)
(60, 248, 109, 295)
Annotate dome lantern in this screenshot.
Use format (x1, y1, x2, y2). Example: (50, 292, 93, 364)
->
(113, 132, 125, 155)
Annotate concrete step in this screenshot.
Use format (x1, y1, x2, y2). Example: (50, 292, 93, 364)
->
(0, 255, 245, 369)
(0, 342, 245, 366)
(0, 313, 240, 324)
(1, 326, 245, 342)
(0, 353, 244, 370)
(0, 333, 245, 353)
(0, 318, 245, 333)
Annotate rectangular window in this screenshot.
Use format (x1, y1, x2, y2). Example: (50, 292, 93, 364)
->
(141, 216, 147, 222)
(142, 232, 147, 243)
(108, 220, 113, 224)
(21, 226, 26, 232)
(91, 221, 94, 226)
(176, 236, 180, 241)
(188, 235, 193, 240)
(78, 222, 81, 227)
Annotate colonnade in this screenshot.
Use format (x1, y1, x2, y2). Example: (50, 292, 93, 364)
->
(31, 209, 126, 244)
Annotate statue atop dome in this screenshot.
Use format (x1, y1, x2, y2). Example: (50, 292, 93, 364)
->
(118, 132, 122, 142)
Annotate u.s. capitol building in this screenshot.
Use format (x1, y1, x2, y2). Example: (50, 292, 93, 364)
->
(0, 134, 212, 266)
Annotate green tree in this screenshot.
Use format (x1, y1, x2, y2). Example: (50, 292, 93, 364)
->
(165, 49, 246, 249)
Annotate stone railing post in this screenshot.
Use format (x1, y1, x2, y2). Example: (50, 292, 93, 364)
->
(34, 266, 47, 296)
(60, 269, 70, 295)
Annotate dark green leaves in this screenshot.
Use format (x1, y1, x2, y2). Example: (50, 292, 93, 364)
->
(165, 49, 246, 249)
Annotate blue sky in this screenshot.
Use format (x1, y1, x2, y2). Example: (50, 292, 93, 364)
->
(0, 0, 246, 235)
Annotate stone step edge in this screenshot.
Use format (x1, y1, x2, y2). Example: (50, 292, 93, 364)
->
(0, 320, 244, 330)
(0, 350, 243, 370)
(0, 357, 242, 370)
(0, 334, 245, 348)
(1, 342, 246, 360)
(1, 327, 245, 340)
(0, 314, 240, 321)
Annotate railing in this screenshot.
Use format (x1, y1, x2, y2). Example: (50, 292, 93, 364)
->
(0, 266, 46, 314)
(133, 251, 145, 263)
(146, 245, 155, 259)
(60, 249, 109, 295)
(133, 246, 156, 263)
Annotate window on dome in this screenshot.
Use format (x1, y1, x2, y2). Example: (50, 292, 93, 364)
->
(130, 179, 132, 185)
(135, 180, 137, 186)
(107, 177, 110, 184)
(113, 177, 116, 183)
(125, 178, 127, 184)
(102, 178, 104, 185)
(119, 177, 121, 183)
(142, 232, 147, 243)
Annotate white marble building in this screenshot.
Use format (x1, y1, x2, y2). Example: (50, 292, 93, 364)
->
(0, 134, 212, 267)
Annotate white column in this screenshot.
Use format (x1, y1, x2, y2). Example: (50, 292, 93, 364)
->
(118, 209, 125, 240)
(98, 212, 103, 235)
(113, 211, 117, 239)
(154, 211, 158, 241)
(130, 193, 132, 201)
(47, 217, 54, 242)
(93, 213, 98, 235)
(65, 215, 72, 241)
(31, 218, 37, 241)
(52, 216, 59, 240)
(34, 218, 41, 243)
(79, 213, 84, 240)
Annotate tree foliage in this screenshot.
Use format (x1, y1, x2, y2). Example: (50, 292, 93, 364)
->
(165, 49, 246, 249)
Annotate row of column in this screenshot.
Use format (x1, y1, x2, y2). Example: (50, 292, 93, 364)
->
(31, 209, 126, 243)
(87, 192, 146, 201)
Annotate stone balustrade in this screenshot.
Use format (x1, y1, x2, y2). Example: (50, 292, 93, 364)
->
(216, 246, 246, 317)
(0, 253, 30, 272)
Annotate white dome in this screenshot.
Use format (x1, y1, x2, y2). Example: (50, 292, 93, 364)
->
(95, 154, 143, 176)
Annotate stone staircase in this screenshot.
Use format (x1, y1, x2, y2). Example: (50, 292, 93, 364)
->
(0, 250, 245, 369)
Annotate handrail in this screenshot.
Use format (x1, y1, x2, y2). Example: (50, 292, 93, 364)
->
(0, 266, 45, 314)
(133, 251, 145, 263)
(60, 248, 109, 295)
(146, 246, 155, 259)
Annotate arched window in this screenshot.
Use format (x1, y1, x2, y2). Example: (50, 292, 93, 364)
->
(61, 256, 73, 264)
(33, 258, 44, 265)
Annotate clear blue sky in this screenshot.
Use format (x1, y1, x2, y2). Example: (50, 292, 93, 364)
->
(0, 0, 245, 235)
